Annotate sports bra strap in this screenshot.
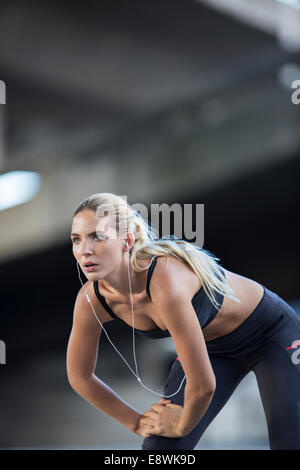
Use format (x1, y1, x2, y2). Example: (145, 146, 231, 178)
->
(146, 257, 158, 300)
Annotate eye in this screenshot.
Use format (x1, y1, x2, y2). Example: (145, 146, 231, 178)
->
(96, 234, 106, 240)
(71, 234, 106, 244)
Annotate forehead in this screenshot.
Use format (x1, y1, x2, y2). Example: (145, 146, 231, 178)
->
(72, 210, 115, 233)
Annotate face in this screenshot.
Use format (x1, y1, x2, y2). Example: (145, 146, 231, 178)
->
(71, 209, 125, 279)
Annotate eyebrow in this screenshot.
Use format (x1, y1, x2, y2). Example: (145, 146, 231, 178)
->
(70, 231, 105, 238)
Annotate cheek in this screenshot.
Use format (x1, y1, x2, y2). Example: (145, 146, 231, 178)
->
(72, 245, 78, 256)
(105, 244, 123, 264)
(106, 239, 122, 252)
(108, 245, 122, 261)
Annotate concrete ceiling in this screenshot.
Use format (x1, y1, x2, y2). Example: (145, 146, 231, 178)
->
(0, 0, 299, 263)
(0, 0, 291, 163)
(197, 0, 300, 52)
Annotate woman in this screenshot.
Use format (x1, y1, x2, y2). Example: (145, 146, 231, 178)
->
(67, 192, 300, 450)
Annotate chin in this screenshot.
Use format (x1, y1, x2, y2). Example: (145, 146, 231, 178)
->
(92, 271, 106, 279)
(83, 268, 102, 279)
(86, 271, 101, 278)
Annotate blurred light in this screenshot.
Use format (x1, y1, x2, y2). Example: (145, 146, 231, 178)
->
(276, 0, 300, 9)
(277, 63, 300, 89)
(0, 171, 42, 211)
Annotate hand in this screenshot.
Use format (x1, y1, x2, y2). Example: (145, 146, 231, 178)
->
(138, 398, 184, 438)
(134, 399, 171, 438)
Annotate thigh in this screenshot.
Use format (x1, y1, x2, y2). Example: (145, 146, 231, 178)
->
(141, 355, 248, 450)
(253, 318, 300, 450)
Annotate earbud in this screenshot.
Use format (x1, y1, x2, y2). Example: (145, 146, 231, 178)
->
(124, 241, 128, 248)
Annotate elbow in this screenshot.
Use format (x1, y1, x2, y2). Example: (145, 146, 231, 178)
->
(206, 376, 216, 396)
(188, 378, 216, 398)
(67, 370, 93, 392)
(204, 385, 215, 398)
(204, 372, 216, 396)
(195, 385, 215, 406)
(67, 367, 78, 390)
(67, 373, 81, 392)
(198, 384, 215, 399)
(206, 378, 216, 397)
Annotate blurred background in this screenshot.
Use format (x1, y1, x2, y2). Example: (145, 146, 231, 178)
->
(0, 0, 300, 450)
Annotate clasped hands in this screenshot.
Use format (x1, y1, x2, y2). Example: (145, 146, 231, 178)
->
(136, 398, 184, 438)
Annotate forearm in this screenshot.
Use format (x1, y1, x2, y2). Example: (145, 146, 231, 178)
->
(176, 384, 214, 437)
(70, 374, 142, 433)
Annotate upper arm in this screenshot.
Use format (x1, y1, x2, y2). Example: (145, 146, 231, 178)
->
(151, 260, 216, 393)
(66, 281, 105, 385)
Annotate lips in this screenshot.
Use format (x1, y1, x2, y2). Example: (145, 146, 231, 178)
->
(83, 263, 99, 273)
(83, 262, 98, 267)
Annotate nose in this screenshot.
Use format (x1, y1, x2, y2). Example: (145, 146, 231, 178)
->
(77, 238, 95, 256)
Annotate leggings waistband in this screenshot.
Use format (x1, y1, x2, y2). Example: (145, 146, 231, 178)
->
(204, 285, 291, 356)
(174, 286, 298, 361)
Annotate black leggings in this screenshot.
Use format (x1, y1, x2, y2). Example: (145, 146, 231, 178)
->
(141, 286, 300, 450)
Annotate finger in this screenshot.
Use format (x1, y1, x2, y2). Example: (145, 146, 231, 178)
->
(141, 417, 155, 426)
(151, 402, 166, 409)
(139, 420, 155, 436)
(166, 403, 181, 409)
(148, 406, 160, 414)
(143, 431, 154, 438)
(158, 399, 171, 405)
(151, 404, 165, 412)
(152, 399, 169, 407)
(144, 410, 158, 418)
(144, 410, 159, 421)
(143, 415, 159, 425)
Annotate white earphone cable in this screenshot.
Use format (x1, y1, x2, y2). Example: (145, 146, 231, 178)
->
(76, 247, 186, 398)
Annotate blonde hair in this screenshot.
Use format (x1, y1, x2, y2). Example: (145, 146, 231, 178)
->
(73, 192, 241, 309)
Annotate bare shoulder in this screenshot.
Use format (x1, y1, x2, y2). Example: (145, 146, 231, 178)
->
(150, 255, 200, 302)
(73, 280, 113, 328)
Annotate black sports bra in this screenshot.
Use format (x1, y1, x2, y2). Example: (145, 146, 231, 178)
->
(93, 257, 225, 339)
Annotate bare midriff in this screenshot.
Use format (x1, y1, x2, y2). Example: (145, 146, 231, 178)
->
(201, 270, 264, 341)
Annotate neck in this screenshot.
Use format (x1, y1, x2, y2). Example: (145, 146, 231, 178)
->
(100, 255, 146, 296)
